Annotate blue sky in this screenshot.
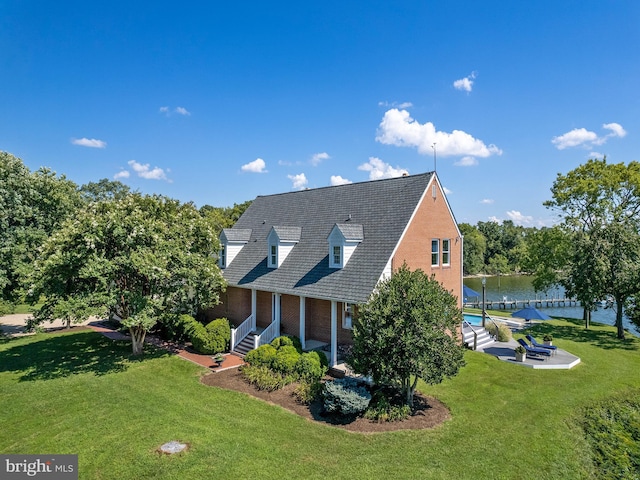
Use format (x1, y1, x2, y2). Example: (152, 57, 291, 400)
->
(1, 1, 638, 226)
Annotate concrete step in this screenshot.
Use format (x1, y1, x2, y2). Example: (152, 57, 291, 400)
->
(233, 334, 256, 356)
(463, 327, 495, 350)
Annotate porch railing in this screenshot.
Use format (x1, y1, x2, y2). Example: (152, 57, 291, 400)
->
(254, 320, 279, 349)
(231, 313, 255, 351)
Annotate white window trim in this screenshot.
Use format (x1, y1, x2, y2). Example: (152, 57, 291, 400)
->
(342, 303, 353, 329)
(331, 244, 342, 268)
(268, 243, 278, 268)
(442, 238, 451, 266)
(431, 239, 440, 267)
(219, 245, 226, 268)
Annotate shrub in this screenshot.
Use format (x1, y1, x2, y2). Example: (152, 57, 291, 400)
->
(579, 393, 640, 478)
(364, 390, 411, 422)
(205, 318, 231, 353)
(271, 345, 301, 374)
(245, 344, 277, 368)
(158, 313, 199, 342)
(323, 377, 371, 416)
(293, 379, 324, 405)
(485, 321, 512, 342)
(295, 352, 327, 382)
(543, 334, 553, 342)
(190, 322, 217, 354)
(314, 349, 329, 369)
(271, 335, 303, 353)
(241, 365, 288, 391)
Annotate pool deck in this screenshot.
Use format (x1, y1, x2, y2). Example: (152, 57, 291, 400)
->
(477, 339, 581, 369)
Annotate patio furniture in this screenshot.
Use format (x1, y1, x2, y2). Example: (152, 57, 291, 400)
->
(516, 338, 551, 359)
(526, 334, 557, 354)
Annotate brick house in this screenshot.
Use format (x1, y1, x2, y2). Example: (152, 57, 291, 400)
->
(207, 172, 463, 366)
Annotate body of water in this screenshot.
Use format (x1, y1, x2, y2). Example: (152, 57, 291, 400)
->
(463, 275, 638, 336)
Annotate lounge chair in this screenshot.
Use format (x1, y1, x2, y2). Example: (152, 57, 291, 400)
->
(526, 335, 557, 355)
(517, 338, 551, 359)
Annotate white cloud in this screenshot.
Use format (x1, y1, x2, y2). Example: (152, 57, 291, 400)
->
(278, 160, 293, 166)
(71, 138, 106, 148)
(288, 173, 308, 190)
(506, 210, 533, 226)
(589, 151, 605, 159)
(454, 156, 478, 166)
(113, 170, 130, 179)
(488, 216, 501, 223)
(128, 160, 170, 181)
(378, 101, 414, 109)
(603, 122, 627, 138)
(480, 199, 494, 204)
(310, 152, 330, 166)
(330, 175, 352, 186)
(443, 186, 452, 195)
(241, 158, 267, 173)
(551, 128, 598, 149)
(376, 109, 502, 159)
(552, 123, 627, 150)
(453, 71, 477, 93)
(358, 157, 408, 180)
(159, 106, 191, 116)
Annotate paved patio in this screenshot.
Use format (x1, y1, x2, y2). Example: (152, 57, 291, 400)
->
(477, 339, 581, 369)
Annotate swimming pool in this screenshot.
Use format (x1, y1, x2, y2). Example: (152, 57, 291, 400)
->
(463, 313, 483, 326)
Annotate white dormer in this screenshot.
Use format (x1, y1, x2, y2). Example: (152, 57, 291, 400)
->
(267, 226, 302, 268)
(328, 223, 363, 269)
(219, 229, 252, 268)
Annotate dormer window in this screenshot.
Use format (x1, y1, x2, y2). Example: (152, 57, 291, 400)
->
(332, 245, 342, 265)
(328, 223, 363, 269)
(219, 229, 252, 268)
(267, 226, 301, 268)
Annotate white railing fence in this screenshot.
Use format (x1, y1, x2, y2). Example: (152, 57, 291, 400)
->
(254, 320, 279, 349)
(230, 313, 256, 351)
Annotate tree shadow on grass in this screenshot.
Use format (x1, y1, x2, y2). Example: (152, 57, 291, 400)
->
(526, 318, 639, 351)
(0, 330, 169, 382)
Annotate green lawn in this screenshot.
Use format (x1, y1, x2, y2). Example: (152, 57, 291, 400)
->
(1, 320, 639, 479)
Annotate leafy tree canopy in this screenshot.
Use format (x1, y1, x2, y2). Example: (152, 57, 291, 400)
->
(350, 264, 465, 406)
(29, 193, 226, 354)
(0, 151, 81, 302)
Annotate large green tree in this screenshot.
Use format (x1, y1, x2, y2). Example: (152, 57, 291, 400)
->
(0, 151, 81, 302)
(350, 265, 465, 406)
(29, 194, 226, 354)
(544, 158, 640, 339)
(459, 223, 486, 275)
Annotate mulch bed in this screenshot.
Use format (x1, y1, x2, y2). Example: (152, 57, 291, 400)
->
(201, 368, 451, 433)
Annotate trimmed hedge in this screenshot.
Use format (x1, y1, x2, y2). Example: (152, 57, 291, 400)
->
(190, 318, 230, 354)
(245, 344, 278, 368)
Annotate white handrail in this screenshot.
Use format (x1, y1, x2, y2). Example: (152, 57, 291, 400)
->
(231, 313, 255, 351)
(255, 320, 279, 348)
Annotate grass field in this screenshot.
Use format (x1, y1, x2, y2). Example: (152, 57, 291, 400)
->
(1, 319, 638, 479)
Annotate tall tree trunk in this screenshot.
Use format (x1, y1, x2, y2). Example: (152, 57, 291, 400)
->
(130, 327, 146, 355)
(615, 298, 625, 339)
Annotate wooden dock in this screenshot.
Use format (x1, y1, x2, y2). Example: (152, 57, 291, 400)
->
(463, 297, 579, 310)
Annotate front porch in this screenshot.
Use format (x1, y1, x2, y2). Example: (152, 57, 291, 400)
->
(227, 288, 352, 367)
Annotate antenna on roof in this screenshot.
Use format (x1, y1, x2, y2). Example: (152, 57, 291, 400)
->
(431, 143, 437, 173)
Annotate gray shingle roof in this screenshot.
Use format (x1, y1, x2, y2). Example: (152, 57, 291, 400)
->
(333, 223, 364, 242)
(221, 172, 434, 304)
(221, 228, 252, 243)
(271, 226, 302, 242)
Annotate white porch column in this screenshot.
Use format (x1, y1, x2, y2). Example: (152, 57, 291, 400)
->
(274, 293, 281, 337)
(330, 300, 338, 367)
(251, 289, 257, 330)
(299, 296, 306, 350)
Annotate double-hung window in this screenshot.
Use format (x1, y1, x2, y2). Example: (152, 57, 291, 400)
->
(269, 244, 277, 268)
(332, 245, 342, 266)
(431, 239, 439, 266)
(442, 239, 450, 266)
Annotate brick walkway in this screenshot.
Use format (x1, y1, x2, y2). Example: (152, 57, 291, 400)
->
(86, 322, 245, 372)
